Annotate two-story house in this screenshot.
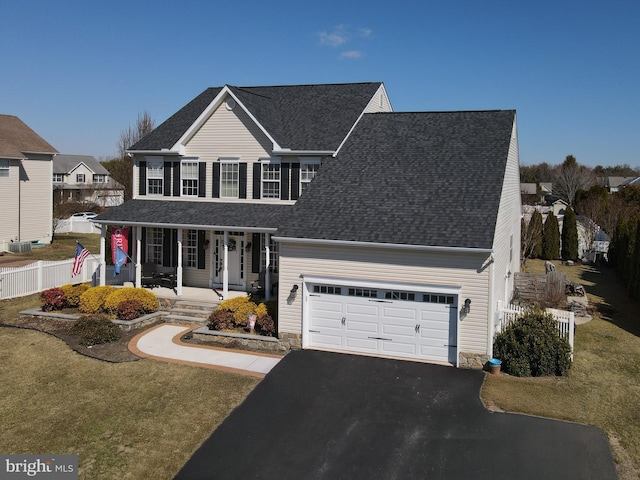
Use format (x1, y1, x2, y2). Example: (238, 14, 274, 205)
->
(53, 154, 124, 208)
(96, 82, 520, 367)
(0, 114, 58, 250)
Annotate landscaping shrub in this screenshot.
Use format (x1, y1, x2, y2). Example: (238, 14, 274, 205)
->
(60, 283, 89, 308)
(79, 286, 115, 313)
(103, 288, 158, 314)
(263, 300, 278, 320)
(40, 287, 66, 312)
(207, 309, 235, 331)
(217, 296, 262, 327)
(255, 314, 276, 337)
(68, 314, 121, 346)
(493, 309, 572, 377)
(116, 300, 145, 321)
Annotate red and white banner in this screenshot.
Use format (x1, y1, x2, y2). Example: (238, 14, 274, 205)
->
(111, 227, 129, 264)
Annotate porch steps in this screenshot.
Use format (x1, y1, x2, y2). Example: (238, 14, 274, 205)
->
(164, 300, 218, 326)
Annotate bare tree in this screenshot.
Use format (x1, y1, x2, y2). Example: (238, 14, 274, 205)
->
(105, 111, 155, 201)
(554, 155, 596, 206)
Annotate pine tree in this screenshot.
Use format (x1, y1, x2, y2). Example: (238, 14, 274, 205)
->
(542, 213, 560, 260)
(561, 206, 579, 260)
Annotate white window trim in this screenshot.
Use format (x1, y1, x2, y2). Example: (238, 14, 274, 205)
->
(0, 159, 9, 177)
(53, 173, 64, 182)
(219, 158, 240, 199)
(260, 157, 281, 200)
(146, 157, 164, 196)
(76, 173, 85, 183)
(300, 157, 321, 194)
(181, 159, 199, 197)
(93, 174, 106, 183)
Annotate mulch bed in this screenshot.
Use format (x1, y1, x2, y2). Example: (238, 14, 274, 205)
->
(0, 315, 159, 363)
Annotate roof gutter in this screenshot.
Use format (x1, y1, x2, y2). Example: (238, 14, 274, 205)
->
(272, 236, 493, 254)
(93, 218, 278, 233)
(126, 150, 182, 156)
(271, 149, 335, 157)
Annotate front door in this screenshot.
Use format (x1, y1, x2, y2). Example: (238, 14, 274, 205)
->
(213, 234, 245, 288)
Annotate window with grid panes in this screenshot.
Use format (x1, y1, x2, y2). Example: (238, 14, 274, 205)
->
(261, 162, 280, 199)
(260, 234, 279, 273)
(182, 230, 197, 267)
(181, 162, 198, 196)
(146, 228, 163, 264)
(147, 159, 164, 195)
(300, 161, 320, 194)
(220, 162, 239, 198)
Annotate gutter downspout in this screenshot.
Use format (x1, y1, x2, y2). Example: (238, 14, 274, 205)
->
(487, 253, 496, 358)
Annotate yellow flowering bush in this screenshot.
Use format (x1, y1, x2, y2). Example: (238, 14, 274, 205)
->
(103, 288, 158, 314)
(79, 286, 115, 314)
(60, 283, 90, 308)
(217, 296, 265, 327)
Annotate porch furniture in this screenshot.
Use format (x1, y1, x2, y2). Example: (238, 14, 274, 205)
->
(141, 263, 177, 289)
(250, 269, 278, 299)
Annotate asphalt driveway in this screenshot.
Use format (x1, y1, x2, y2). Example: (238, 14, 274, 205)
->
(175, 350, 617, 479)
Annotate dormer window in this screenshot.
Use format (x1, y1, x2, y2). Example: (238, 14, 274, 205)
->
(261, 158, 280, 199)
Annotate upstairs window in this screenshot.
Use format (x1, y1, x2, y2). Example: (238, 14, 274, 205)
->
(300, 159, 320, 195)
(53, 173, 64, 182)
(261, 160, 280, 199)
(181, 161, 198, 196)
(76, 173, 85, 183)
(147, 158, 164, 195)
(93, 174, 106, 183)
(220, 161, 239, 198)
(0, 160, 8, 177)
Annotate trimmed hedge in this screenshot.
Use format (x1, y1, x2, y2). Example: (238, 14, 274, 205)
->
(79, 286, 115, 314)
(103, 288, 158, 314)
(60, 283, 90, 308)
(493, 309, 572, 377)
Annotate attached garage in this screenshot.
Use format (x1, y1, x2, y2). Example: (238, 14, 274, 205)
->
(302, 276, 460, 365)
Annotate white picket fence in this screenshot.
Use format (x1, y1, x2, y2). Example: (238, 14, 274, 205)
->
(0, 258, 136, 300)
(496, 301, 575, 358)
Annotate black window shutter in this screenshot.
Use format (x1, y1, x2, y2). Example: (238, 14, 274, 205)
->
(141, 227, 147, 263)
(212, 163, 220, 198)
(291, 163, 300, 200)
(163, 229, 175, 267)
(139, 161, 147, 196)
(239, 163, 247, 199)
(253, 164, 262, 199)
(252, 233, 261, 273)
(281, 163, 290, 200)
(173, 162, 180, 196)
(163, 162, 171, 196)
(198, 162, 206, 197)
(197, 230, 206, 269)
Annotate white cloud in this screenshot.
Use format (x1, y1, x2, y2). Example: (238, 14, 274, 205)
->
(340, 50, 362, 59)
(358, 27, 373, 38)
(319, 25, 349, 47)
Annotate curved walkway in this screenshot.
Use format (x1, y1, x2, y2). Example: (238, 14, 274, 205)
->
(129, 324, 282, 377)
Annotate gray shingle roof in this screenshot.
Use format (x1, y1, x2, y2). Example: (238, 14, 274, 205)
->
(53, 154, 109, 174)
(95, 199, 292, 230)
(277, 110, 516, 250)
(131, 83, 382, 152)
(0, 114, 58, 158)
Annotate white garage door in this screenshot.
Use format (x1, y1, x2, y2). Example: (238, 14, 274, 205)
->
(306, 282, 458, 364)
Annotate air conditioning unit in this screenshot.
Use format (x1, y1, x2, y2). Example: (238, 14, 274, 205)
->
(8, 241, 32, 253)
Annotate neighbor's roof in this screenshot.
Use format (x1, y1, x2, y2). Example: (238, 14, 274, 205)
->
(95, 199, 293, 231)
(53, 154, 110, 175)
(277, 110, 516, 250)
(131, 82, 383, 152)
(0, 114, 58, 158)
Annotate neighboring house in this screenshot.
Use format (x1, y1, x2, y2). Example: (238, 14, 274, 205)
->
(0, 114, 58, 250)
(95, 82, 520, 367)
(53, 154, 124, 207)
(520, 182, 552, 204)
(598, 176, 637, 193)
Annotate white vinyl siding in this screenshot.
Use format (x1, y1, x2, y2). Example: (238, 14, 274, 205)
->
(0, 159, 19, 243)
(16, 155, 54, 243)
(76, 173, 85, 183)
(278, 242, 491, 356)
(363, 84, 393, 113)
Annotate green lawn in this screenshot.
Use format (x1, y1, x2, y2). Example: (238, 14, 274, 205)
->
(0, 295, 260, 479)
(482, 259, 640, 479)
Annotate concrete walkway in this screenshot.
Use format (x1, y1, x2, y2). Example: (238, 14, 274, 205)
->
(129, 324, 282, 377)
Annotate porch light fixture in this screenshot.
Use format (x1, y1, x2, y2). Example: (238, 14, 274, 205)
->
(462, 298, 471, 315)
(245, 242, 252, 251)
(290, 284, 299, 294)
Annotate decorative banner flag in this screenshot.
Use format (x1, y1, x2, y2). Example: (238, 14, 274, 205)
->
(111, 227, 129, 265)
(72, 242, 90, 277)
(114, 246, 127, 276)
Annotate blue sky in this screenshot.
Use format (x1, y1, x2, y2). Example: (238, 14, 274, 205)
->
(2, 0, 638, 167)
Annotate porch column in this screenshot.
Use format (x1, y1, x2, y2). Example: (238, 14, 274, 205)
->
(176, 228, 183, 297)
(223, 231, 229, 299)
(99, 225, 106, 286)
(264, 233, 271, 301)
(135, 226, 142, 288)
